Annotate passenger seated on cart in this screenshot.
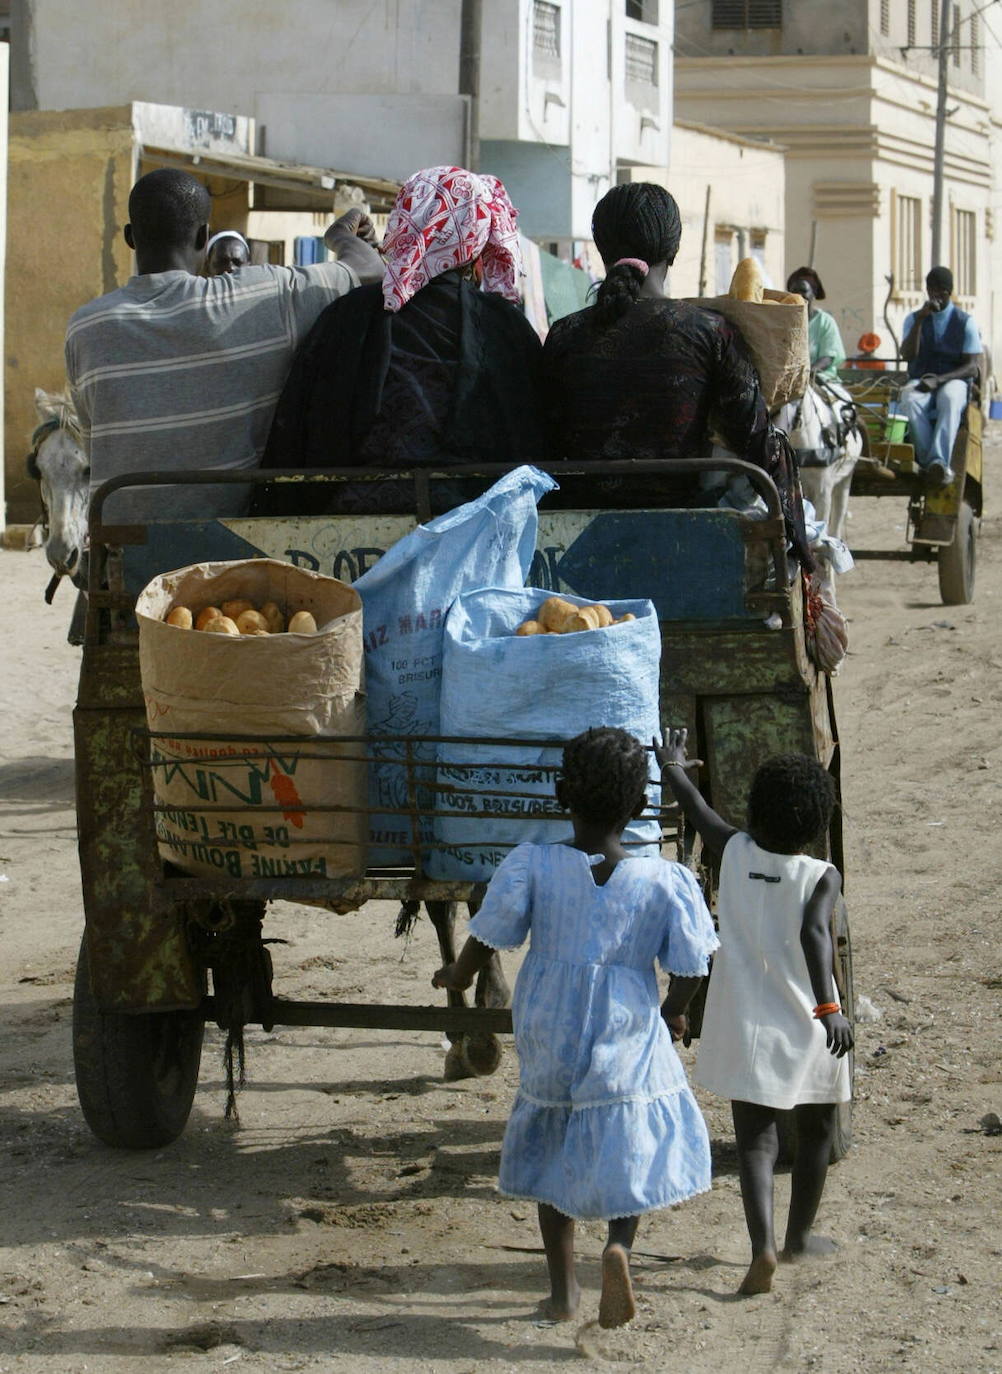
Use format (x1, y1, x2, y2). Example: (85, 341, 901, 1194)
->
(203, 229, 251, 277)
(785, 266, 846, 384)
(541, 182, 814, 570)
(433, 727, 718, 1328)
(658, 731, 852, 1298)
(254, 165, 544, 517)
(65, 168, 382, 526)
(899, 266, 981, 488)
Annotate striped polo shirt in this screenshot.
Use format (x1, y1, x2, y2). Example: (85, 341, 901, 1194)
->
(65, 260, 357, 524)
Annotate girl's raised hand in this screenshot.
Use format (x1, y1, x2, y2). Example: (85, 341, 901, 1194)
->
(653, 727, 703, 773)
(432, 963, 474, 992)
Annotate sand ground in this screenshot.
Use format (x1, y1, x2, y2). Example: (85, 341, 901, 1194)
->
(1, 448, 1000, 1372)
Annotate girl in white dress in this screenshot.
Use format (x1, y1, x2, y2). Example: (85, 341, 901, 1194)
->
(657, 731, 853, 1297)
(434, 727, 718, 1328)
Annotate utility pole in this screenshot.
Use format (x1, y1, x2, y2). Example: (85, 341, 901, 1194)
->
(459, 0, 483, 171)
(930, 0, 953, 266)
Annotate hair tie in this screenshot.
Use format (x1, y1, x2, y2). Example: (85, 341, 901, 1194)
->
(611, 257, 649, 276)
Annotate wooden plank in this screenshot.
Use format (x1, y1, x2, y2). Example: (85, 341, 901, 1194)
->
(202, 997, 513, 1035)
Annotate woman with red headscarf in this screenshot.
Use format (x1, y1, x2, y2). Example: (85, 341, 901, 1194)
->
(256, 166, 543, 514)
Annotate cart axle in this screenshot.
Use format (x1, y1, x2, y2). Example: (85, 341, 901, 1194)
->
(202, 995, 513, 1035)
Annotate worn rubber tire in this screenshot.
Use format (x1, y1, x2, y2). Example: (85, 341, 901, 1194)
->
(938, 499, 976, 605)
(73, 934, 204, 1149)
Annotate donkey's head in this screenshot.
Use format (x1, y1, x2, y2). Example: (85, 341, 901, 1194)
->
(27, 388, 89, 583)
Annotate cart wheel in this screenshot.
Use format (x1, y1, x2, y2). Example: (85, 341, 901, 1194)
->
(73, 934, 204, 1149)
(938, 499, 976, 604)
(776, 897, 854, 1165)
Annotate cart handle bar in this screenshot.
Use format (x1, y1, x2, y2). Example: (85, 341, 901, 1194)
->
(87, 457, 788, 596)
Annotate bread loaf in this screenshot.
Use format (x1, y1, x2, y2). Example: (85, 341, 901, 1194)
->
(260, 601, 285, 634)
(288, 610, 318, 634)
(538, 596, 576, 632)
(728, 257, 764, 303)
(221, 598, 255, 620)
(195, 606, 222, 631)
(165, 606, 193, 629)
(202, 615, 240, 635)
(561, 606, 603, 633)
(516, 619, 545, 636)
(235, 609, 270, 635)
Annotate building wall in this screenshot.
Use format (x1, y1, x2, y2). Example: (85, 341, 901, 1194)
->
(15, 0, 464, 113)
(255, 93, 469, 185)
(636, 122, 785, 299)
(5, 107, 135, 522)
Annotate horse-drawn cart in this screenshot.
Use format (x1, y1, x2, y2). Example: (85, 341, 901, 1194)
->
(72, 459, 853, 1157)
(846, 368, 984, 604)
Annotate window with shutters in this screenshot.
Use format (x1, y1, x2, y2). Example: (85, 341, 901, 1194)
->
(931, 0, 939, 43)
(711, 1, 782, 29)
(625, 33, 658, 85)
(893, 193, 923, 294)
(907, 0, 916, 46)
(626, 0, 659, 21)
(880, 0, 890, 35)
(952, 208, 976, 296)
(951, 3, 960, 65)
(971, 11, 980, 73)
(533, 1, 561, 59)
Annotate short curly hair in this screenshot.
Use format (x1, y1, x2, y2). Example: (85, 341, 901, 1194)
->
(747, 753, 836, 853)
(557, 726, 650, 826)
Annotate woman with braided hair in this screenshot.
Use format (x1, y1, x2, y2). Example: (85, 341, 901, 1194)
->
(433, 726, 717, 1328)
(542, 182, 814, 569)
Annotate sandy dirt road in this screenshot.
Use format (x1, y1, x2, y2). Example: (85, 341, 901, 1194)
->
(1, 449, 1001, 1373)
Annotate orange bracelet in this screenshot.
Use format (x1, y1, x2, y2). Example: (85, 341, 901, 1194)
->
(813, 1002, 841, 1018)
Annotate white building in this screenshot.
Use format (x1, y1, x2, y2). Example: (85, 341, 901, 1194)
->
(674, 0, 996, 362)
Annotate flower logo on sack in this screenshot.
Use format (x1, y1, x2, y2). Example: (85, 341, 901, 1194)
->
(268, 760, 306, 829)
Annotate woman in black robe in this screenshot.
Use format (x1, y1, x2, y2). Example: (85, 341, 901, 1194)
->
(541, 183, 813, 569)
(255, 166, 543, 516)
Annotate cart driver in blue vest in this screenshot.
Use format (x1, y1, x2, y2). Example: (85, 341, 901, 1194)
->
(899, 266, 981, 487)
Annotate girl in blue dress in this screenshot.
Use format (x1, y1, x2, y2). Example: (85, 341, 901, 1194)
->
(433, 726, 718, 1328)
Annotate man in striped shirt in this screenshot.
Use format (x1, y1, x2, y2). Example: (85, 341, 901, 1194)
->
(65, 168, 382, 525)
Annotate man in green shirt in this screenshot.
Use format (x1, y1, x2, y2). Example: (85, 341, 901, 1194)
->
(786, 267, 846, 384)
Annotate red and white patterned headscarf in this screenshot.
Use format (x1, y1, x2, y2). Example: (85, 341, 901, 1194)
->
(381, 165, 522, 313)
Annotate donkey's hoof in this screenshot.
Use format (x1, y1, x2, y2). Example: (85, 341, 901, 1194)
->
(442, 1034, 503, 1080)
(464, 1032, 503, 1076)
(443, 1040, 476, 1081)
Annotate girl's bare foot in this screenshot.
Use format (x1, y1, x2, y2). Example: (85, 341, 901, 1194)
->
(780, 1234, 837, 1261)
(737, 1251, 777, 1295)
(598, 1243, 636, 1328)
(536, 1285, 581, 1322)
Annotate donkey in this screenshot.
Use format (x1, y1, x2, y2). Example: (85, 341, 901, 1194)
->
(774, 378, 863, 545)
(25, 388, 89, 602)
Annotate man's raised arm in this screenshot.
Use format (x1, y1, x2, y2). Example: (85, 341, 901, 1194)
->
(324, 209, 383, 284)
